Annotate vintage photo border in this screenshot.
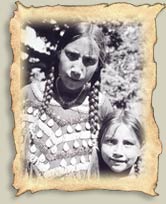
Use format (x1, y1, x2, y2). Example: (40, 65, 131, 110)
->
(10, 2, 164, 195)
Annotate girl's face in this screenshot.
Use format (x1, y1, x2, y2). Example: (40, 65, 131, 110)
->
(58, 36, 100, 91)
(101, 124, 141, 173)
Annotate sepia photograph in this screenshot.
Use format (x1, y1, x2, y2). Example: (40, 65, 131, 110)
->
(21, 20, 144, 178)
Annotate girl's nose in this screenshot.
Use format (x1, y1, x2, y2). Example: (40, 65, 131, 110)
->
(112, 153, 123, 159)
(112, 144, 123, 158)
(70, 59, 84, 80)
(70, 70, 81, 80)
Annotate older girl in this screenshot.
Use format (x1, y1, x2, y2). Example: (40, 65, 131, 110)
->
(22, 22, 112, 179)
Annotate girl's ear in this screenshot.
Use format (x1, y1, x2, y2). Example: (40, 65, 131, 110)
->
(138, 145, 144, 157)
(137, 150, 141, 157)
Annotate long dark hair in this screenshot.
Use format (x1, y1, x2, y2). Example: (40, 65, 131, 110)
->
(40, 22, 106, 135)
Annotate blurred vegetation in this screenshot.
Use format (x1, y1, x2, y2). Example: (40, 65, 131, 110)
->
(100, 22, 143, 112)
(21, 21, 144, 112)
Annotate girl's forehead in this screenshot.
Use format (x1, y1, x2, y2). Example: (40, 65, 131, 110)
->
(64, 36, 100, 56)
(105, 124, 139, 141)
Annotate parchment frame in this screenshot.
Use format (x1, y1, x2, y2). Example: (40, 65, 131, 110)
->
(10, 2, 164, 196)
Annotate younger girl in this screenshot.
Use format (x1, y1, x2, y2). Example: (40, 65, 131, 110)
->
(98, 111, 144, 177)
(22, 22, 112, 179)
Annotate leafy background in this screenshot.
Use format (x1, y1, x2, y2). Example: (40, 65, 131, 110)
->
(21, 21, 144, 113)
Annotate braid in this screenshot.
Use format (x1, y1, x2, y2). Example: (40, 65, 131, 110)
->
(89, 80, 100, 136)
(39, 66, 55, 116)
(134, 157, 141, 175)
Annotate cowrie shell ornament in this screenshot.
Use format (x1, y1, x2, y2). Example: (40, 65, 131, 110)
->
(75, 124, 82, 132)
(55, 128, 62, 137)
(67, 125, 73, 134)
(27, 107, 33, 114)
(60, 159, 67, 167)
(37, 130, 43, 138)
(30, 144, 37, 153)
(63, 143, 70, 152)
(47, 119, 54, 127)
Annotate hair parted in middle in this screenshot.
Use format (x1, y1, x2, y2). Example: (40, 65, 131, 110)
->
(39, 22, 107, 136)
(98, 110, 144, 175)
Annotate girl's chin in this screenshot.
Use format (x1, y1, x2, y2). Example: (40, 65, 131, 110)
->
(61, 78, 84, 92)
(108, 164, 127, 173)
(109, 166, 132, 174)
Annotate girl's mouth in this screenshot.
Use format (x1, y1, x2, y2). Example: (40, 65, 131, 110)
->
(67, 75, 82, 82)
(70, 77, 80, 82)
(109, 158, 127, 163)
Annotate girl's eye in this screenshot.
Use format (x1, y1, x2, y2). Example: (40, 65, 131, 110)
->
(105, 138, 117, 145)
(65, 51, 79, 61)
(123, 140, 134, 146)
(83, 56, 97, 66)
